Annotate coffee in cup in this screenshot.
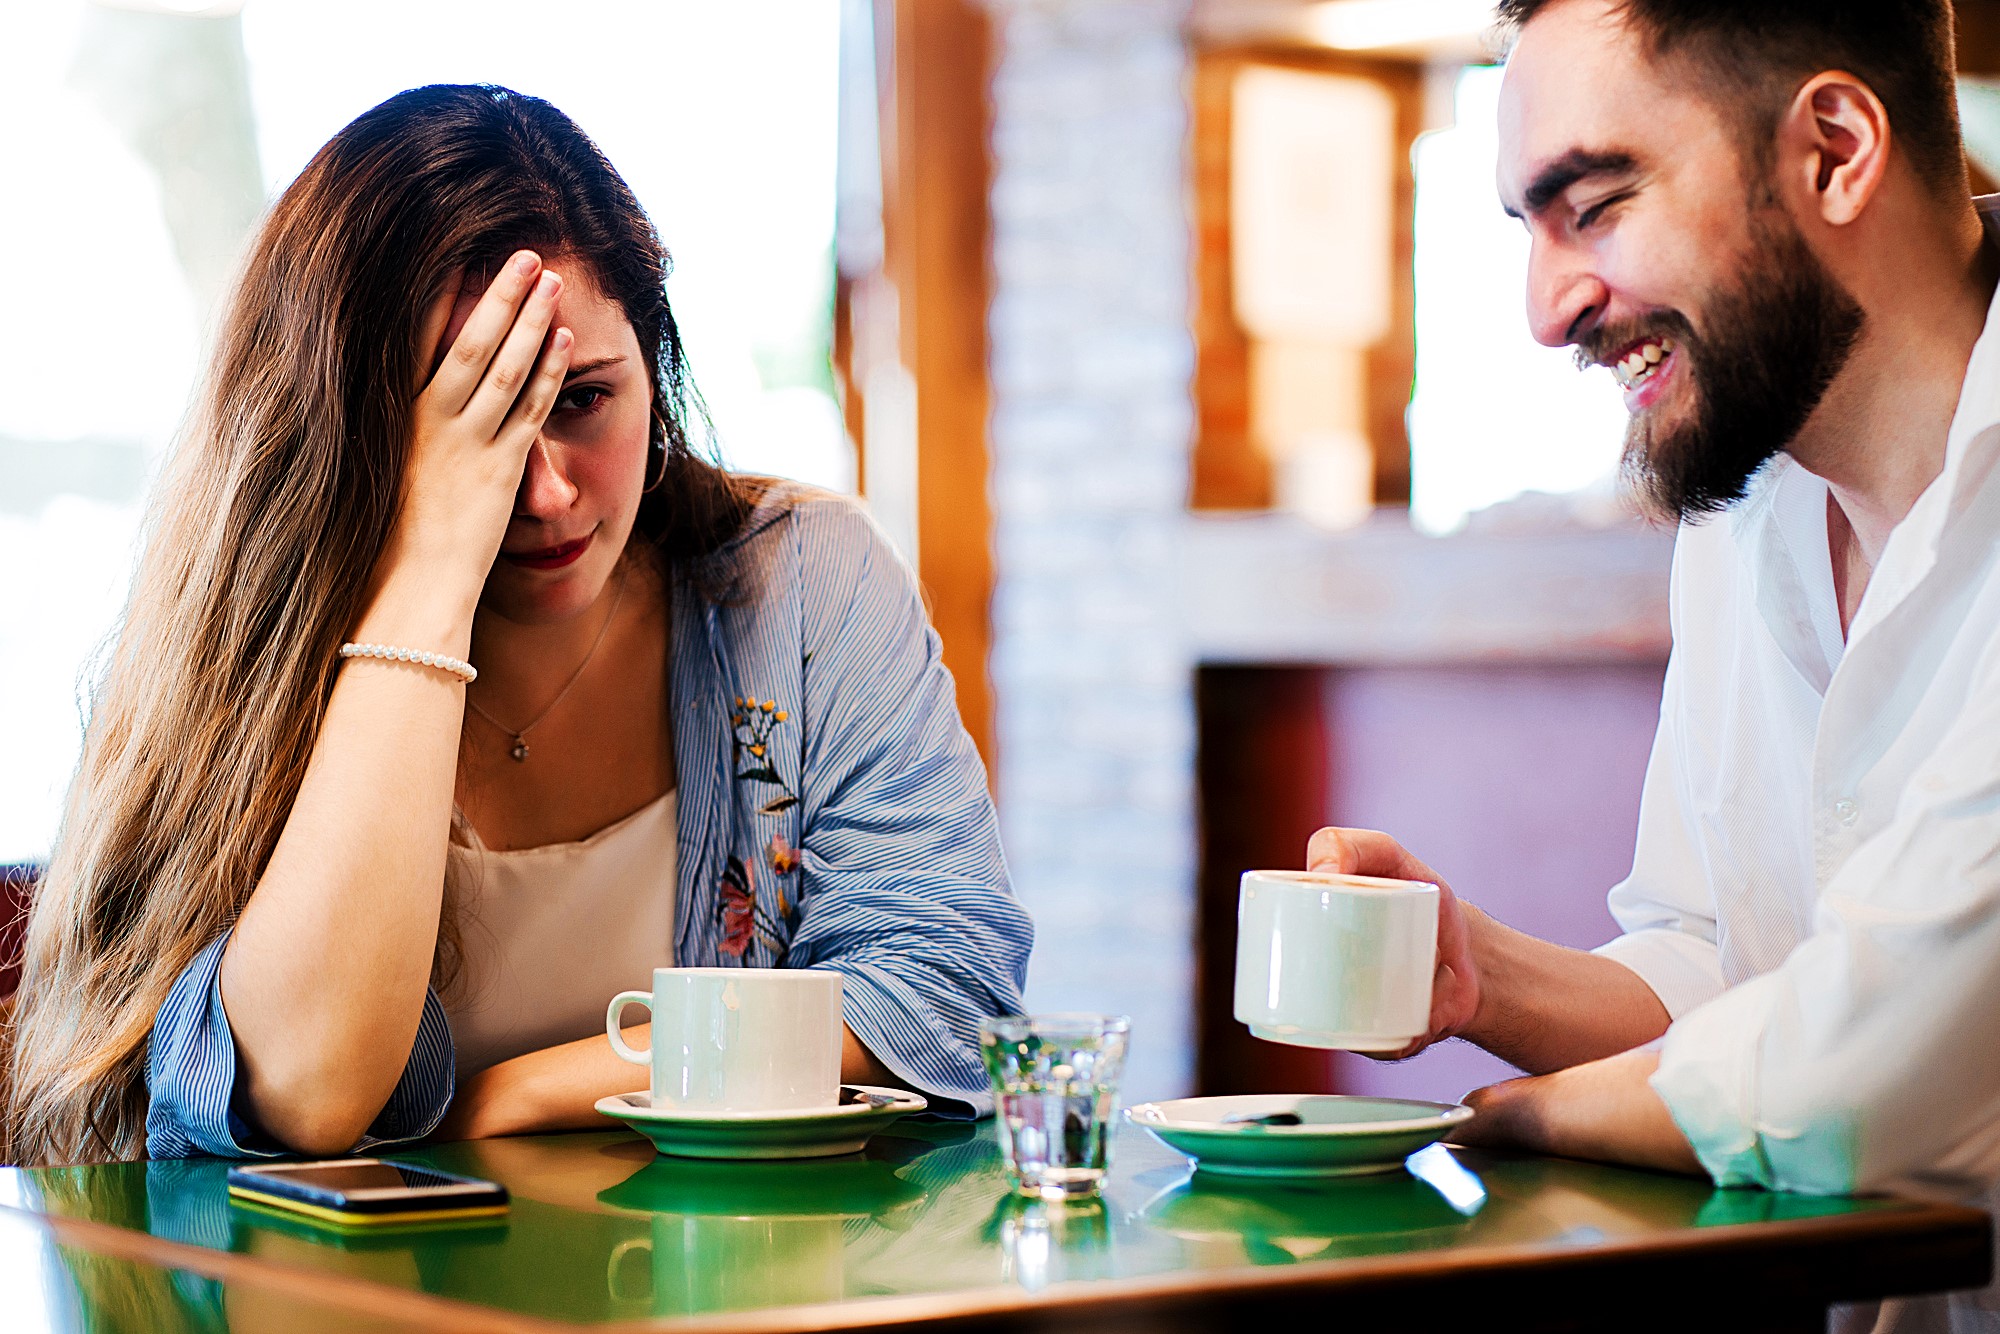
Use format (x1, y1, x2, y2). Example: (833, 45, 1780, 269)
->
(607, 967, 843, 1113)
(1233, 870, 1439, 1052)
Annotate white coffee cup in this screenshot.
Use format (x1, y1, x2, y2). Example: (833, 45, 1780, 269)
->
(1233, 870, 1439, 1052)
(607, 967, 843, 1113)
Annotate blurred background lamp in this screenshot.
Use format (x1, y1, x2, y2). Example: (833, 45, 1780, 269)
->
(1305, 0, 1493, 52)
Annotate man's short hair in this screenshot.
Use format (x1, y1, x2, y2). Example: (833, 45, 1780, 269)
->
(1494, 0, 1967, 198)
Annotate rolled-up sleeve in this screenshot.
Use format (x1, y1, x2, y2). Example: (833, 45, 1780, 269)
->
(145, 933, 458, 1159)
(1649, 654, 2000, 1196)
(782, 504, 1033, 1118)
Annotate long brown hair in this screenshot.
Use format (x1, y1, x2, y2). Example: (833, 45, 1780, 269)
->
(3, 84, 756, 1165)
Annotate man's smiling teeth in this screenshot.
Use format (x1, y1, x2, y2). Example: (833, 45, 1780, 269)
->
(1611, 337, 1675, 389)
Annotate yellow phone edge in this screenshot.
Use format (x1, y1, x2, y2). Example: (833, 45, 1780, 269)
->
(226, 1184, 509, 1228)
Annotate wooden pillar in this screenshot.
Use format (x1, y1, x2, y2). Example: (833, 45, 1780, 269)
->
(865, 0, 997, 770)
(1961, 0, 2000, 75)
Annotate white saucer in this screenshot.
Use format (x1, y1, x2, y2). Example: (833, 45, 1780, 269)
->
(596, 1085, 928, 1160)
(1126, 1094, 1473, 1178)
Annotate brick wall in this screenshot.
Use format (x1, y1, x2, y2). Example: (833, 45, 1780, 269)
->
(983, 0, 1199, 1101)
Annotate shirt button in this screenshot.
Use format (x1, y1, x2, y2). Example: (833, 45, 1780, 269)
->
(1833, 798, 1859, 826)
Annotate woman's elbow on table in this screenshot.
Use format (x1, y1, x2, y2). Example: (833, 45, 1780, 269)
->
(233, 1036, 414, 1157)
(242, 1075, 392, 1157)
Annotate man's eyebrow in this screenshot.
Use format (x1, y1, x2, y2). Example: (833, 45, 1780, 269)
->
(563, 355, 627, 380)
(1504, 149, 1639, 219)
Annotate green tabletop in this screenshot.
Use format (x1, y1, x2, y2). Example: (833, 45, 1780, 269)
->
(0, 1120, 1988, 1332)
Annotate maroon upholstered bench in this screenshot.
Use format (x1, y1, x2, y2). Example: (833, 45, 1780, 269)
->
(0, 865, 36, 1001)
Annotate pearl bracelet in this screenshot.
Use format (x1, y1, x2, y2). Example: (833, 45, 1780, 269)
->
(339, 642, 477, 684)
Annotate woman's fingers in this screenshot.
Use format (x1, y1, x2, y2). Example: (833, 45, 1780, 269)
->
(425, 251, 545, 416)
(463, 270, 564, 437)
(494, 326, 574, 449)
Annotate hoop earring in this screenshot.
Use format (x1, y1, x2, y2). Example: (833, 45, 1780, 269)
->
(641, 438, 669, 494)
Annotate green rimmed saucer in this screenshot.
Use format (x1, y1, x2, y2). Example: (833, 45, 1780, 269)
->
(596, 1086, 928, 1160)
(1126, 1094, 1472, 1178)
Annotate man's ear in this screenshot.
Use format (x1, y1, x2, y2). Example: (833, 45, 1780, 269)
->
(1779, 71, 1892, 227)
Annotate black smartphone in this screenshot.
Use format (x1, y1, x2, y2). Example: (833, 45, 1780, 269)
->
(225, 1159, 509, 1228)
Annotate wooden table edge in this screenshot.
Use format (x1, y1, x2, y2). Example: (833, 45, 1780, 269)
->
(588, 1197, 1993, 1333)
(0, 1200, 576, 1334)
(5, 1192, 1987, 1334)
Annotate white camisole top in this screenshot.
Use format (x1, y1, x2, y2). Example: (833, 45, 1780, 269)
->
(443, 790, 677, 1082)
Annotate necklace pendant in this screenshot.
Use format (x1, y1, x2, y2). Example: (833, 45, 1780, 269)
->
(510, 737, 530, 762)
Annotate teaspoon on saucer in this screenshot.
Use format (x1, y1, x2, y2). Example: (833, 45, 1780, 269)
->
(840, 1087, 902, 1110)
(1220, 1111, 1304, 1128)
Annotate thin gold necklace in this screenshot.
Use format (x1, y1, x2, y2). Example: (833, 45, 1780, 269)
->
(467, 565, 629, 762)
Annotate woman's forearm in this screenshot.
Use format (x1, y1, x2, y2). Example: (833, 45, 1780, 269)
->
(217, 250, 568, 1156)
(221, 566, 481, 1155)
(435, 1023, 903, 1140)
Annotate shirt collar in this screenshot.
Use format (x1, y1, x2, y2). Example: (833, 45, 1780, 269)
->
(1727, 198, 2000, 654)
(1728, 456, 1841, 692)
(1932, 198, 2000, 516)
(1842, 196, 2000, 640)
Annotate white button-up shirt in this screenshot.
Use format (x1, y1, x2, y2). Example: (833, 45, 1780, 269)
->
(1596, 204, 2000, 1329)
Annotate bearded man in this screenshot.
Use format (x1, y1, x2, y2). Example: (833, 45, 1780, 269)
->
(1307, 2, 2000, 1328)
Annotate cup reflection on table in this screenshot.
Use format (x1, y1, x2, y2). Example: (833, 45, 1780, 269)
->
(994, 1194, 1112, 1292)
(979, 1013, 1132, 1202)
(606, 1214, 847, 1315)
(595, 1151, 929, 1316)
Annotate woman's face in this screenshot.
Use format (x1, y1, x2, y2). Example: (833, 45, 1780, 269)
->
(456, 260, 654, 626)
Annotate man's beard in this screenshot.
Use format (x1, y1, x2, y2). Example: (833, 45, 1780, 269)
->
(1588, 211, 1866, 523)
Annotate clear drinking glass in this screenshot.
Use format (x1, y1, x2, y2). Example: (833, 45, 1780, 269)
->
(979, 1013, 1131, 1201)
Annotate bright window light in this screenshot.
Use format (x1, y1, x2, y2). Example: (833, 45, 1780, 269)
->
(0, 1201, 67, 1333)
(1408, 64, 1628, 534)
(0, 0, 847, 862)
(239, 0, 851, 492)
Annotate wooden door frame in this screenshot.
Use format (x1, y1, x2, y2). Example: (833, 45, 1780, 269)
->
(839, 0, 998, 772)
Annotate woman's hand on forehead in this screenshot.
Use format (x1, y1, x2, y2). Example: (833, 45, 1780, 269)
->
(396, 248, 573, 584)
(421, 265, 502, 386)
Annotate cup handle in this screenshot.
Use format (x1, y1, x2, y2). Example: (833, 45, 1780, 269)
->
(606, 1236, 652, 1302)
(606, 991, 653, 1065)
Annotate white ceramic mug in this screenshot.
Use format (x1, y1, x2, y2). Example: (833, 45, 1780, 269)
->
(1233, 870, 1439, 1051)
(607, 967, 843, 1113)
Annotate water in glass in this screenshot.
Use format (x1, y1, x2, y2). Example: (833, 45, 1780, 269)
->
(980, 1014, 1131, 1201)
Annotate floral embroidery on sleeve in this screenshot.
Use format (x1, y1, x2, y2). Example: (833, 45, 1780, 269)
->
(732, 695, 799, 816)
(718, 855, 788, 959)
(725, 695, 803, 961)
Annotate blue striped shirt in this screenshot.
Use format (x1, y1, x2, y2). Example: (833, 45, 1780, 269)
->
(145, 485, 1033, 1158)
